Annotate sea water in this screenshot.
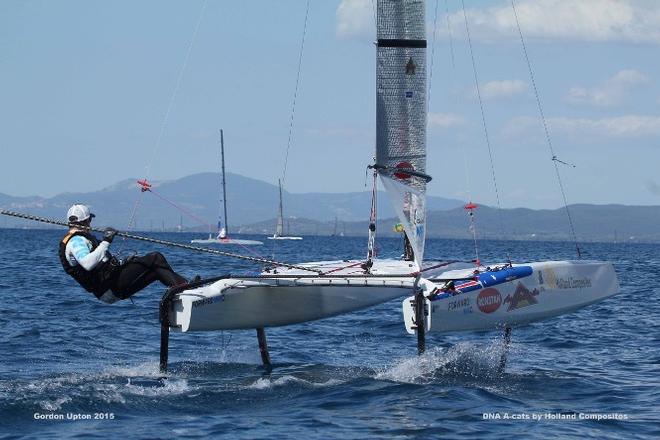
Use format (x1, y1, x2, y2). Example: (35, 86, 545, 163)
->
(0, 229, 657, 439)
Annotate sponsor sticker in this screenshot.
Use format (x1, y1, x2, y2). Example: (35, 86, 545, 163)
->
(394, 161, 414, 179)
(556, 277, 592, 289)
(503, 282, 540, 311)
(477, 288, 501, 314)
(448, 297, 470, 311)
(405, 57, 417, 75)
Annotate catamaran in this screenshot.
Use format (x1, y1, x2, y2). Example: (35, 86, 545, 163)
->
(160, 0, 619, 369)
(266, 179, 303, 240)
(191, 129, 263, 246)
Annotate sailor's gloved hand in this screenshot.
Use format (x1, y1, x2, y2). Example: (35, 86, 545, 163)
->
(103, 227, 118, 243)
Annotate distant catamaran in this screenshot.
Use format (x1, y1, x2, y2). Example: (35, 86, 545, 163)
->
(191, 130, 263, 246)
(267, 179, 302, 240)
(161, 0, 619, 368)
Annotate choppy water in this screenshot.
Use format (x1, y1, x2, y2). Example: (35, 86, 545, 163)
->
(0, 229, 658, 439)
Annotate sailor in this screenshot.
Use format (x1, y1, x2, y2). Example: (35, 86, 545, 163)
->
(59, 204, 190, 303)
(403, 233, 415, 261)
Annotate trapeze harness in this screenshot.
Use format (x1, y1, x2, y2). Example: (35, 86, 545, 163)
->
(59, 231, 120, 299)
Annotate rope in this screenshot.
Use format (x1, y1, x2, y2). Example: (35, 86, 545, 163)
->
(461, 0, 510, 261)
(131, 180, 269, 261)
(320, 261, 365, 276)
(0, 209, 323, 274)
(418, 260, 461, 273)
(146, 187, 214, 232)
(510, 0, 581, 258)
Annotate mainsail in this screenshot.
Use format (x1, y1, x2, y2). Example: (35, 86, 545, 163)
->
(376, 0, 430, 269)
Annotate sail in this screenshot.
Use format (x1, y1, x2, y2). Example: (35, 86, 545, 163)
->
(376, 0, 430, 269)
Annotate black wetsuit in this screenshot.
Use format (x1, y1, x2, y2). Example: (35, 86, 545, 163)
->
(110, 252, 187, 299)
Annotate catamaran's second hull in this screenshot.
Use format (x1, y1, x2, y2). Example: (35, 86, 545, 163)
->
(403, 260, 619, 334)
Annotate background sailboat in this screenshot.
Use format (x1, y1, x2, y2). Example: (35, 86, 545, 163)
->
(267, 179, 302, 240)
(191, 129, 263, 246)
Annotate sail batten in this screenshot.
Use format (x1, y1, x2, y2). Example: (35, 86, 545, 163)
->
(376, 0, 428, 269)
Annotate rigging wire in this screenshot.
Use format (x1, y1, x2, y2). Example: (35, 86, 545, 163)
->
(281, 0, 310, 186)
(443, 0, 479, 265)
(143, 185, 268, 261)
(366, 1, 378, 265)
(430, 1, 479, 265)
(461, 0, 510, 262)
(270, 0, 310, 260)
(146, 186, 214, 231)
(427, 0, 441, 111)
(124, 0, 209, 235)
(444, 0, 456, 71)
(131, 181, 269, 260)
(366, 167, 378, 266)
(510, 0, 581, 258)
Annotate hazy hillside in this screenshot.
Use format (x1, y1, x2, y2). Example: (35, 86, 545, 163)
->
(2, 173, 657, 242)
(238, 204, 660, 243)
(0, 172, 463, 230)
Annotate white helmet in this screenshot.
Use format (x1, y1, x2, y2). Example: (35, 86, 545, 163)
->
(67, 204, 95, 223)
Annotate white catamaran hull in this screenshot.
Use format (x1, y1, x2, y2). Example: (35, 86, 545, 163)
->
(267, 236, 303, 240)
(403, 260, 619, 334)
(169, 259, 417, 331)
(191, 238, 264, 245)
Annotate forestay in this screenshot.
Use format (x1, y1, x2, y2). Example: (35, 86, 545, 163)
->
(376, 0, 430, 270)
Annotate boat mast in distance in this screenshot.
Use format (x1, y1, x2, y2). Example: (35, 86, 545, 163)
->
(191, 130, 262, 245)
(268, 179, 302, 240)
(219, 128, 229, 239)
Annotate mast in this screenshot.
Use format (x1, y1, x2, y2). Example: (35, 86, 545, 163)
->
(276, 179, 284, 237)
(375, 0, 430, 270)
(220, 129, 229, 237)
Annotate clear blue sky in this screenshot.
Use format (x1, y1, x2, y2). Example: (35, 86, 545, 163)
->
(1, 0, 659, 209)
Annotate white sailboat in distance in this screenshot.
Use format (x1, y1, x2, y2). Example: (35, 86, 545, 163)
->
(267, 179, 302, 240)
(191, 129, 263, 246)
(166, 0, 618, 341)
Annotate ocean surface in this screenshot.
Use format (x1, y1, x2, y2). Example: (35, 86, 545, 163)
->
(0, 228, 658, 439)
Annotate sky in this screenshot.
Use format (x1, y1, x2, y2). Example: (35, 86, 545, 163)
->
(1, 0, 659, 209)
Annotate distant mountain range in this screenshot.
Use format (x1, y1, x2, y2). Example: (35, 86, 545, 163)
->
(0, 172, 462, 230)
(237, 203, 660, 243)
(1, 172, 658, 243)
